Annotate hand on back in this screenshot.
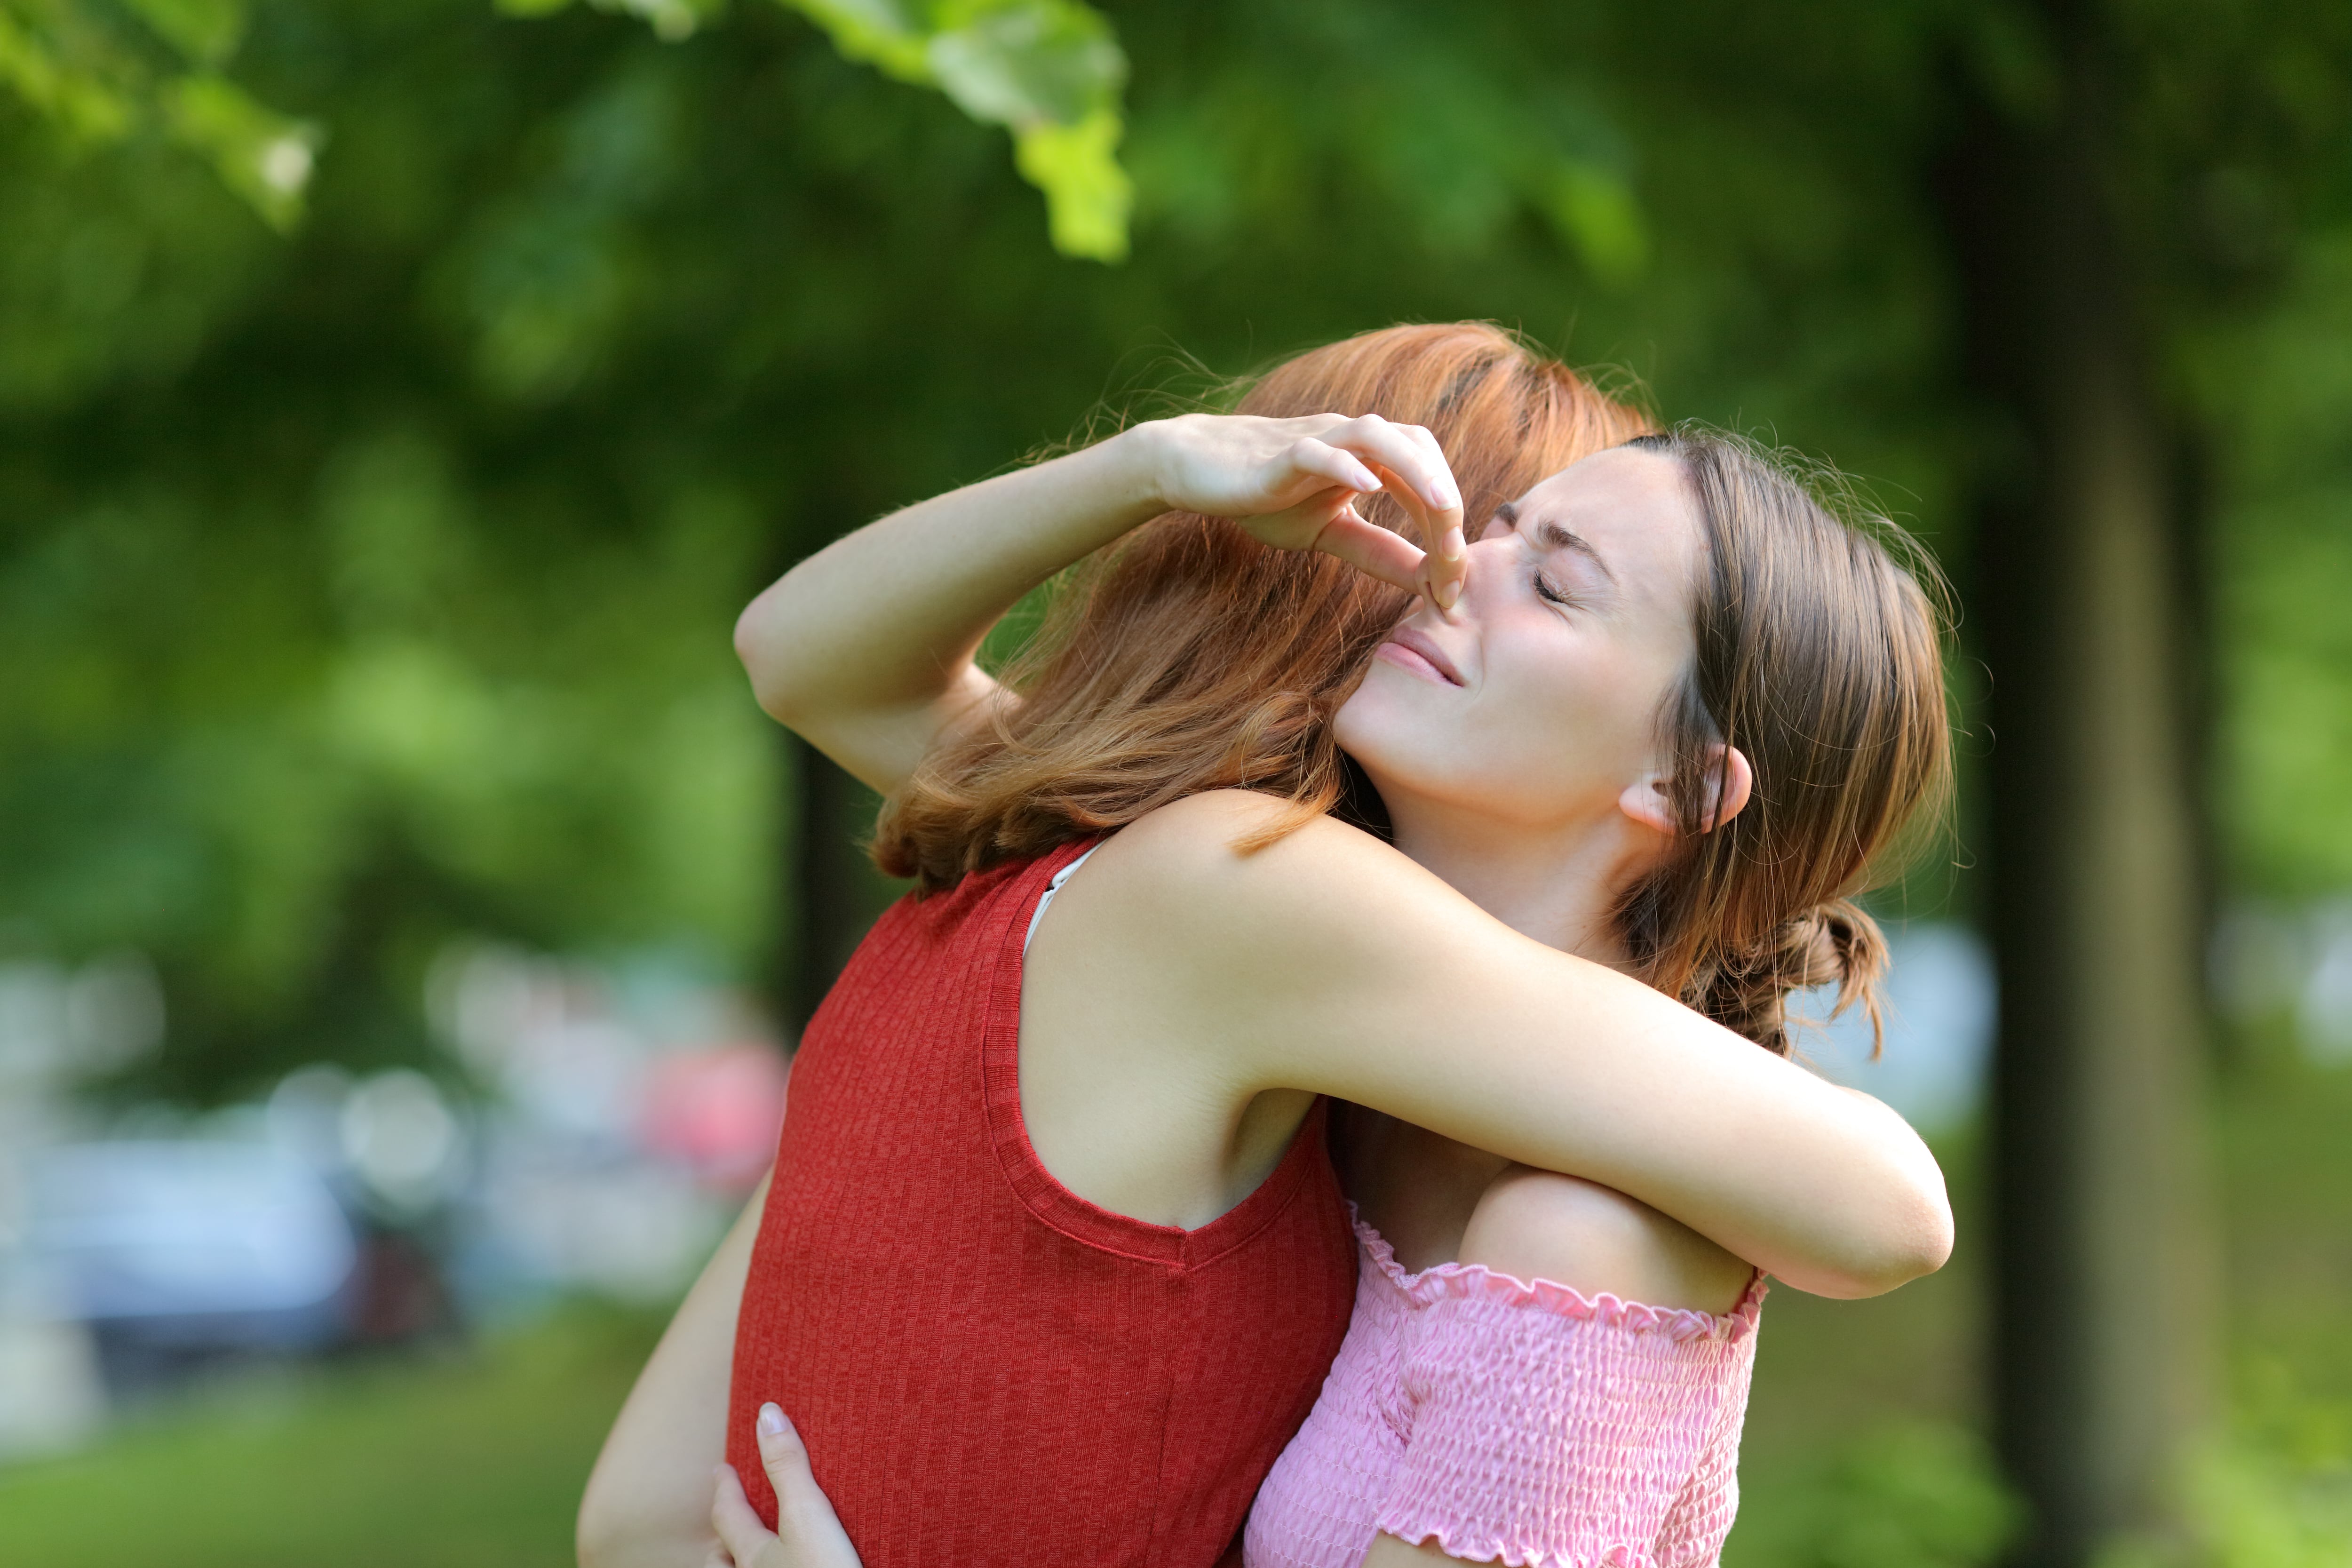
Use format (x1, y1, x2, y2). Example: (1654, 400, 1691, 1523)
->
(1138, 413, 1470, 609)
(709, 1405, 863, 1568)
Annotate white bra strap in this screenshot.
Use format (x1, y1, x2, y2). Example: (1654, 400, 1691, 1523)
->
(1024, 844, 1102, 953)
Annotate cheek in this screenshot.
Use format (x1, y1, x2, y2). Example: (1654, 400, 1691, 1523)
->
(1479, 638, 1662, 780)
(1334, 635, 1672, 820)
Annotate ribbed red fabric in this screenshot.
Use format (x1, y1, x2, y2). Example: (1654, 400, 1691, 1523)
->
(726, 839, 1358, 1568)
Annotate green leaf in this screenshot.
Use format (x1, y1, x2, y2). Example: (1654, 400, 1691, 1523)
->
(789, 0, 1132, 261)
(606, 0, 724, 41)
(165, 72, 323, 231)
(517, 0, 1134, 259)
(923, 0, 1121, 128)
(1014, 105, 1128, 262)
(788, 0, 930, 81)
(0, 1, 316, 229)
(122, 0, 246, 66)
(0, 8, 134, 140)
(496, 0, 725, 42)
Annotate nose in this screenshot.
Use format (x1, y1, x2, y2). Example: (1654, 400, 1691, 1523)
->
(1430, 533, 1516, 622)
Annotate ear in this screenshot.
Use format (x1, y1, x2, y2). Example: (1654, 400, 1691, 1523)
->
(1617, 744, 1755, 837)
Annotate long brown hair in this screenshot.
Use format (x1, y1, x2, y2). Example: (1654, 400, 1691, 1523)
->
(873, 328, 1952, 1055)
(875, 322, 1650, 881)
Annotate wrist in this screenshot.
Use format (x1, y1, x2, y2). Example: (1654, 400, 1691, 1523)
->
(1099, 420, 1176, 522)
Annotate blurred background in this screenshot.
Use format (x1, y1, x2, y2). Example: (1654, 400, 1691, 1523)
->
(0, 1, 2345, 1565)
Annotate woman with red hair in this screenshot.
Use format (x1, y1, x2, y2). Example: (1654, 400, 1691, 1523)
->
(580, 324, 1954, 1568)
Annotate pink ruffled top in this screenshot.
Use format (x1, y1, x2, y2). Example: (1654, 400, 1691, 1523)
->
(1244, 1211, 1766, 1568)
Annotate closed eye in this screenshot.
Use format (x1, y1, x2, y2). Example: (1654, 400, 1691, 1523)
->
(1534, 572, 1580, 608)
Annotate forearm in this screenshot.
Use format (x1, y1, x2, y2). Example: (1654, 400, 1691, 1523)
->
(1570, 1063, 1950, 1298)
(731, 412, 1462, 794)
(1138, 800, 1953, 1298)
(579, 1175, 770, 1568)
(732, 429, 1166, 770)
(1337, 958, 1951, 1298)
(1379, 954, 1950, 1296)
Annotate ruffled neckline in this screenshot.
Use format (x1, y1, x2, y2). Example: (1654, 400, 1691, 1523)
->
(1349, 1204, 1767, 1345)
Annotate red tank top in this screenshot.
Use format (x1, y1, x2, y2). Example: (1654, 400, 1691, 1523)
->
(727, 839, 1357, 1568)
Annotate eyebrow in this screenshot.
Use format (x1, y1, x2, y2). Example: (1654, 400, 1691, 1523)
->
(1495, 502, 1618, 586)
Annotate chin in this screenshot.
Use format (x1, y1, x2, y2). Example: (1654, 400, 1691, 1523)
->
(1330, 686, 1391, 768)
(1334, 689, 1454, 805)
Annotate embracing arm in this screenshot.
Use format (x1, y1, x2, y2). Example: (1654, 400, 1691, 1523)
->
(733, 416, 1466, 794)
(733, 437, 1158, 794)
(578, 1173, 770, 1568)
(1117, 796, 1953, 1299)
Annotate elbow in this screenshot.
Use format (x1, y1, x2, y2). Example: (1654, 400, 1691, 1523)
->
(732, 596, 803, 727)
(576, 1483, 680, 1568)
(1805, 1170, 1956, 1301)
(575, 1484, 623, 1568)
(1793, 1091, 1956, 1299)
(576, 1452, 673, 1568)
(1842, 1199, 1954, 1299)
(1909, 1177, 1957, 1279)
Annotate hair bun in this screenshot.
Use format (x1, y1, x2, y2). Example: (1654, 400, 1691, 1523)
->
(1691, 899, 1891, 1058)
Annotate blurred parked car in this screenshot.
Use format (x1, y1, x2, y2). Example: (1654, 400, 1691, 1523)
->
(26, 1140, 357, 1388)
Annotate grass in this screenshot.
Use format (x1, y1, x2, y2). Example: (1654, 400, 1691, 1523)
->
(0, 1305, 663, 1568)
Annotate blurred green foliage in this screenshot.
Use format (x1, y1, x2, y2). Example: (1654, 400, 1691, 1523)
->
(1734, 1422, 2021, 1568)
(2194, 225, 2352, 897)
(497, 0, 1133, 259)
(0, 0, 319, 226)
(0, 2, 2344, 1105)
(2191, 1026, 2352, 1565)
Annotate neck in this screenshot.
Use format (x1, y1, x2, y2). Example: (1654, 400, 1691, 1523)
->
(1382, 794, 1644, 968)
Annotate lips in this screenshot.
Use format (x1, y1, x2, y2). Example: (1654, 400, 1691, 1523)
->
(1377, 625, 1465, 686)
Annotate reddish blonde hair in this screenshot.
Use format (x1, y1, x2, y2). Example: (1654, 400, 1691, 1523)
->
(872, 326, 1953, 1056)
(874, 322, 1651, 886)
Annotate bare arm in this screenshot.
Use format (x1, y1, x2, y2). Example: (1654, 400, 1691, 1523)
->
(732, 415, 1467, 794)
(1362, 1534, 1473, 1568)
(1103, 795, 1953, 1299)
(578, 1173, 770, 1568)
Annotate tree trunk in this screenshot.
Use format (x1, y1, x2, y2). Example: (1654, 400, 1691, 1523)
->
(1936, 6, 2218, 1564)
(783, 732, 890, 1037)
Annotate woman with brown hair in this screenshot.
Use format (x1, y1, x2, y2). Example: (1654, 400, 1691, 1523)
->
(578, 324, 1955, 1568)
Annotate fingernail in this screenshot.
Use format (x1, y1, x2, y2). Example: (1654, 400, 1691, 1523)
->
(1431, 483, 1460, 511)
(758, 1402, 787, 1438)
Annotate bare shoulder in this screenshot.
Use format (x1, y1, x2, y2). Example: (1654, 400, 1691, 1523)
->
(1081, 788, 1438, 924)
(1038, 789, 1455, 1027)
(1461, 1166, 1756, 1316)
(1104, 787, 1353, 864)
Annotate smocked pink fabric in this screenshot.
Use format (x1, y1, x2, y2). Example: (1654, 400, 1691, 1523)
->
(1244, 1212, 1765, 1568)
